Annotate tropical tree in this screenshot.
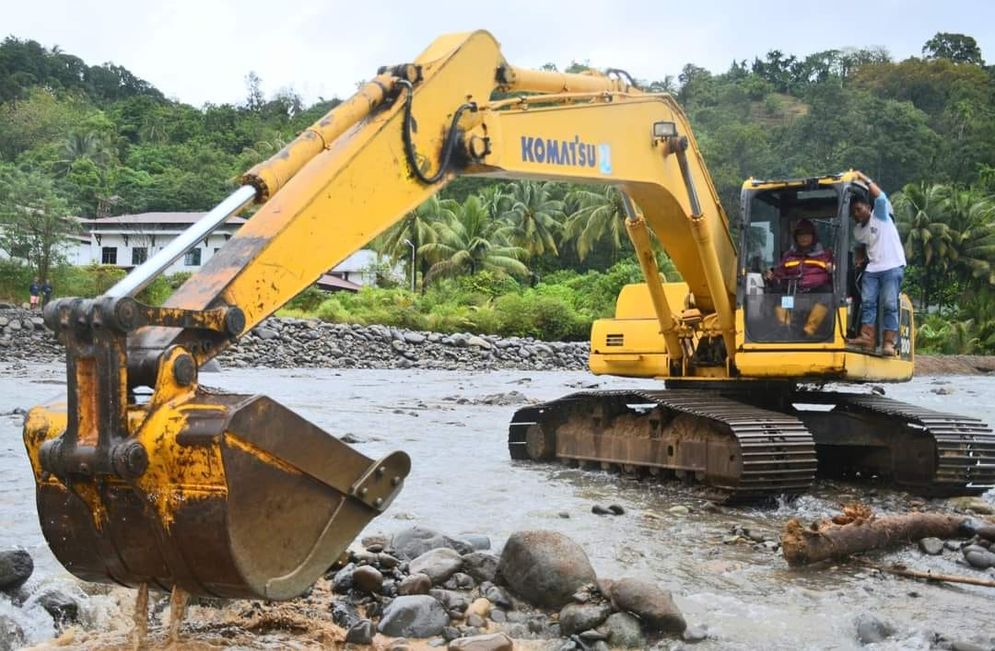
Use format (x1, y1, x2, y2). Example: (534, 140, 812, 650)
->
(0, 165, 77, 283)
(420, 195, 528, 283)
(496, 181, 564, 258)
(943, 187, 995, 288)
(55, 130, 114, 174)
(563, 185, 627, 263)
(894, 183, 956, 308)
(376, 195, 457, 289)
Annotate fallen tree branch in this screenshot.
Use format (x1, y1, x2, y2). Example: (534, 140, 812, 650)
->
(857, 560, 995, 589)
(782, 504, 968, 567)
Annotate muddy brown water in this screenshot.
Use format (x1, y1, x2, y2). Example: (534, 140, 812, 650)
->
(1, 362, 993, 650)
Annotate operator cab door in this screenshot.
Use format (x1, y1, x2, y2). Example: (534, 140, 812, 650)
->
(739, 182, 845, 344)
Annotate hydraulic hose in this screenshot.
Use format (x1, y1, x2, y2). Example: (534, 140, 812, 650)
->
(396, 79, 477, 185)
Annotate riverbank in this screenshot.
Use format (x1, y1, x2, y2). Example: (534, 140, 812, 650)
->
(1, 306, 993, 375)
(1, 364, 993, 650)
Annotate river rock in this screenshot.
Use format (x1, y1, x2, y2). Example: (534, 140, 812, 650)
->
(497, 530, 597, 609)
(331, 563, 355, 593)
(378, 595, 449, 638)
(346, 619, 375, 644)
(601, 612, 645, 648)
(854, 612, 893, 644)
(352, 565, 384, 593)
(410, 548, 463, 584)
(467, 597, 491, 619)
(331, 602, 360, 628)
(430, 588, 471, 614)
(392, 526, 457, 559)
(0, 614, 25, 651)
(33, 588, 80, 625)
(963, 549, 995, 569)
(608, 577, 686, 633)
(559, 603, 611, 636)
(918, 537, 944, 555)
(461, 552, 499, 583)
(399, 573, 433, 595)
(0, 549, 33, 592)
(448, 632, 513, 651)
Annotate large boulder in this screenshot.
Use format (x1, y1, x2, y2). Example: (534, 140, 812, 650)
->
(496, 530, 597, 609)
(377, 595, 449, 638)
(409, 548, 462, 585)
(608, 577, 686, 633)
(0, 550, 33, 593)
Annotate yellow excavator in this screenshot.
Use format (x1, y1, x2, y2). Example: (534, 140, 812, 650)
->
(24, 31, 994, 601)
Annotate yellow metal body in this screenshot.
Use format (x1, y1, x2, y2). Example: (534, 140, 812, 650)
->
(24, 30, 916, 598)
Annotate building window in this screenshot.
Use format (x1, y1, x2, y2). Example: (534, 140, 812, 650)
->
(101, 246, 117, 265)
(132, 247, 148, 265)
(184, 248, 202, 266)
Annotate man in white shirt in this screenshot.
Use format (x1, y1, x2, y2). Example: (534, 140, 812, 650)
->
(847, 172, 907, 355)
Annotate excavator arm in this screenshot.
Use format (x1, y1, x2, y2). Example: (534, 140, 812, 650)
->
(25, 30, 738, 600)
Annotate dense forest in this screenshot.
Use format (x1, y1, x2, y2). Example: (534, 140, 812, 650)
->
(1, 32, 994, 349)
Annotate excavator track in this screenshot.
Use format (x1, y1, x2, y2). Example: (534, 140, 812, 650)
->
(802, 392, 995, 496)
(508, 389, 818, 502)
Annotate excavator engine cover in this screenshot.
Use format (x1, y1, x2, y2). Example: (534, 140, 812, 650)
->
(25, 386, 409, 600)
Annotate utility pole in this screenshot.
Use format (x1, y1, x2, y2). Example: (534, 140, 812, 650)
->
(403, 239, 416, 292)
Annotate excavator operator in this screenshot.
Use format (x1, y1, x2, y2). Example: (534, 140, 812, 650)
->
(765, 219, 834, 334)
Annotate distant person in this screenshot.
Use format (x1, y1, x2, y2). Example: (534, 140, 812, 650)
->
(847, 173, 906, 355)
(29, 278, 41, 310)
(41, 281, 53, 307)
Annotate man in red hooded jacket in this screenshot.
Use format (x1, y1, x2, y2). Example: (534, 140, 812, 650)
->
(765, 219, 834, 292)
(765, 219, 834, 335)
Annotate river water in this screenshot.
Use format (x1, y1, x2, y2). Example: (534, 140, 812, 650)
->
(1, 362, 993, 650)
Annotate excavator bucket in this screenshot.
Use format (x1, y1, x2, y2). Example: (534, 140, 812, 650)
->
(24, 297, 409, 600)
(25, 389, 409, 600)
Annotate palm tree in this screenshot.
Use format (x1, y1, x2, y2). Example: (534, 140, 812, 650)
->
(944, 188, 995, 288)
(894, 183, 955, 308)
(54, 131, 113, 175)
(496, 181, 565, 258)
(420, 195, 529, 283)
(376, 195, 457, 289)
(563, 185, 627, 262)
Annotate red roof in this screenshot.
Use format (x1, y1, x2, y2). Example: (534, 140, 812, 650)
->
(316, 274, 362, 292)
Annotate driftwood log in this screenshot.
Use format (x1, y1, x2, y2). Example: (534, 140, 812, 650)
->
(782, 504, 969, 567)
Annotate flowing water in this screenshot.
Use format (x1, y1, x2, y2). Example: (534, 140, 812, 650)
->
(1, 362, 993, 649)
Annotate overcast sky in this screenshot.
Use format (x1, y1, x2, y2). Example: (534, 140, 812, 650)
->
(5, 0, 994, 107)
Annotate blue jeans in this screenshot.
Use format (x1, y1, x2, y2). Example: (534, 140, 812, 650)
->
(860, 267, 904, 331)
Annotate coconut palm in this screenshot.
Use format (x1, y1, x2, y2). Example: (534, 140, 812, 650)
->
(496, 181, 565, 258)
(420, 195, 529, 283)
(894, 183, 956, 308)
(944, 188, 995, 288)
(376, 195, 457, 289)
(562, 185, 627, 262)
(54, 131, 113, 175)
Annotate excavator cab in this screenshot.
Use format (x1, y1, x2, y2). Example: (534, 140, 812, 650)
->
(740, 177, 846, 344)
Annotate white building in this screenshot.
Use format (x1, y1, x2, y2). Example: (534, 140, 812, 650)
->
(80, 212, 383, 291)
(84, 212, 247, 275)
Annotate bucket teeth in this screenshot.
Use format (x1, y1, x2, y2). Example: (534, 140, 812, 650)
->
(24, 389, 409, 600)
